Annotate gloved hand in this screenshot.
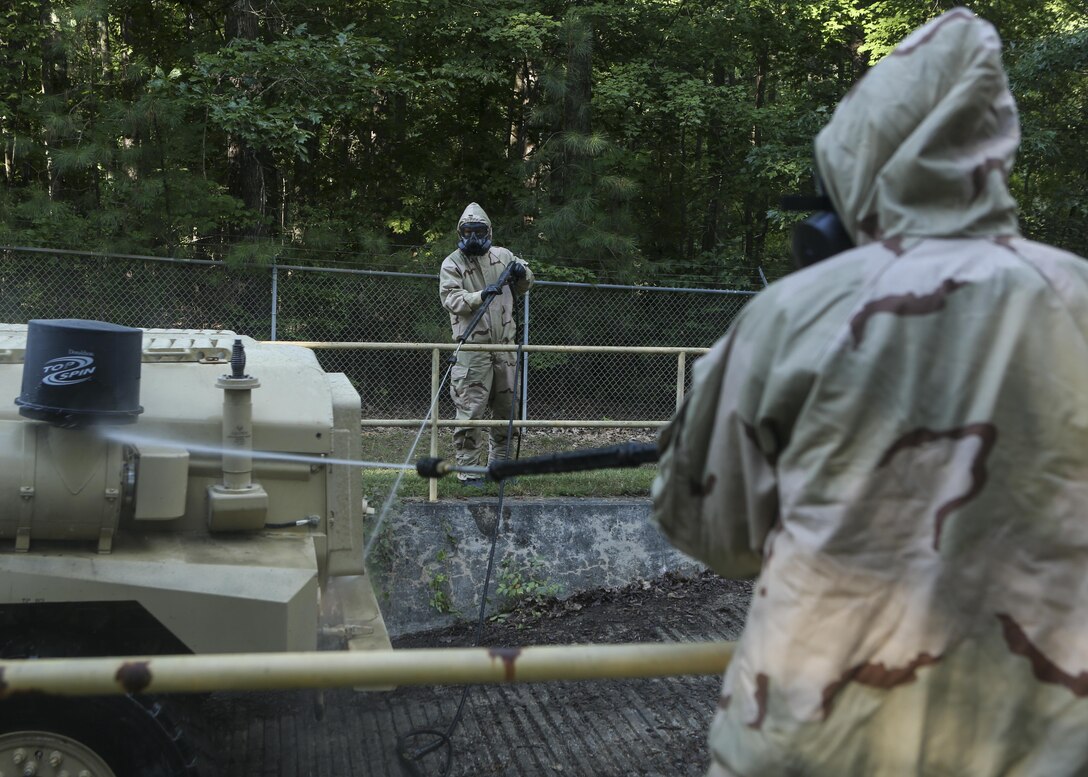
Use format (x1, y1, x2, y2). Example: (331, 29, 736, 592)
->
(482, 282, 503, 299)
(508, 262, 526, 282)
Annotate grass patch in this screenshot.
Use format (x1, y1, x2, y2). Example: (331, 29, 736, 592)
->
(360, 427, 658, 500)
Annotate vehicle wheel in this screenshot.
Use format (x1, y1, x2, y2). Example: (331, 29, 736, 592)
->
(0, 694, 210, 777)
(0, 727, 119, 776)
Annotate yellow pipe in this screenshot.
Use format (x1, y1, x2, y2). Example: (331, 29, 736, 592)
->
(361, 419, 665, 428)
(676, 351, 686, 410)
(267, 341, 710, 356)
(0, 641, 734, 698)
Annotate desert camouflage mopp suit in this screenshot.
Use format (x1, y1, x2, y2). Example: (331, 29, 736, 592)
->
(440, 203, 533, 478)
(652, 8, 1088, 777)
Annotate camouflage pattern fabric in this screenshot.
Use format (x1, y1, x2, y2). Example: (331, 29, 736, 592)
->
(440, 203, 533, 475)
(652, 9, 1088, 776)
(449, 350, 518, 469)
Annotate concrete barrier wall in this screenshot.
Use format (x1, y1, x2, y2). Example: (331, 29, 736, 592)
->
(367, 498, 703, 638)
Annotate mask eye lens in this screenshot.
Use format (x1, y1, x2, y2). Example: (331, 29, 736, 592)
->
(461, 224, 487, 237)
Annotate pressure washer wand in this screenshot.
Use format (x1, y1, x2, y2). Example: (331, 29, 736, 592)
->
(416, 441, 659, 482)
(457, 260, 518, 344)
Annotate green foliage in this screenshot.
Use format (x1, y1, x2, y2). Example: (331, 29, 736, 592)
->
(491, 555, 562, 624)
(427, 571, 453, 614)
(176, 27, 407, 163)
(0, 0, 1084, 280)
(1005, 19, 1088, 251)
(224, 240, 281, 269)
(426, 548, 460, 615)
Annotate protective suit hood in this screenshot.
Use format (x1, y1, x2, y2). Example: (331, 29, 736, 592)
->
(814, 7, 1020, 246)
(458, 202, 492, 231)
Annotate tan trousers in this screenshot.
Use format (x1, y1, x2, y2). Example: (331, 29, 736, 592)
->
(449, 350, 518, 476)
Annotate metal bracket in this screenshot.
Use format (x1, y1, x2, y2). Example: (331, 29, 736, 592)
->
(17, 424, 37, 552)
(97, 527, 115, 554)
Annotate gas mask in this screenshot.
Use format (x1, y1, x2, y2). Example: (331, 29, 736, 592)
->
(781, 175, 854, 268)
(458, 222, 492, 256)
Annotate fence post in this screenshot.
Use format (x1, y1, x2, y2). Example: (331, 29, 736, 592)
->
(430, 347, 440, 503)
(270, 263, 279, 340)
(676, 351, 686, 411)
(521, 288, 530, 422)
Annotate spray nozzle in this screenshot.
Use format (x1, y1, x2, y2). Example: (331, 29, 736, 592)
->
(416, 457, 452, 479)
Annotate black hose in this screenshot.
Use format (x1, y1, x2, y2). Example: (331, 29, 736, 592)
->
(396, 261, 527, 777)
(487, 441, 658, 481)
(417, 442, 658, 482)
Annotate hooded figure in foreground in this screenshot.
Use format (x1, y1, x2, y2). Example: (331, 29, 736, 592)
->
(652, 9, 1088, 776)
(440, 203, 533, 483)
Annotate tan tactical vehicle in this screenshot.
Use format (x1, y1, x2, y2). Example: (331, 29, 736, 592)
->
(0, 319, 390, 776)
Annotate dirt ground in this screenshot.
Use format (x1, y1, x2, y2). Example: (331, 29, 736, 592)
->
(206, 571, 753, 776)
(395, 568, 747, 647)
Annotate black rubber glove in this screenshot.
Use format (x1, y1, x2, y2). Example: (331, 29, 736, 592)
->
(482, 282, 502, 299)
(508, 262, 526, 282)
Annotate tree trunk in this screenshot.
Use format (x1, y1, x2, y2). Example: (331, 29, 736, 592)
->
(507, 59, 533, 162)
(701, 62, 727, 254)
(39, 2, 65, 200)
(743, 46, 768, 263)
(226, 0, 269, 237)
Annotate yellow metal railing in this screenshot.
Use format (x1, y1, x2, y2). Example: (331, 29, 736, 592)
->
(276, 342, 710, 501)
(0, 641, 734, 696)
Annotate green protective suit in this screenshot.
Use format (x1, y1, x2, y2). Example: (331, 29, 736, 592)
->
(651, 9, 1088, 776)
(439, 203, 534, 477)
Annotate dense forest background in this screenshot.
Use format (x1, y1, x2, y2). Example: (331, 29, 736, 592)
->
(1, 0, 1085, 288)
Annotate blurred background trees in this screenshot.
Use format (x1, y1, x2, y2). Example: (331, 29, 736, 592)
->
(1, 0, 1085, 287)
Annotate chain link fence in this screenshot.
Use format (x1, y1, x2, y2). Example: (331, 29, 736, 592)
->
(0, 247, 756, 423)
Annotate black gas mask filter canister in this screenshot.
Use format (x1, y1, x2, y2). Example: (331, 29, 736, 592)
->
(780, 172, 855, 267)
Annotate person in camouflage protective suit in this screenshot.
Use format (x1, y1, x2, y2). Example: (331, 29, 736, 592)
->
(652, 9, 1088, 777)
(440, 203, 533, 483)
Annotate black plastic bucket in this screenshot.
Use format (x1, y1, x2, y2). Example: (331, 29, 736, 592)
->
(15, 319, 144, 427)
